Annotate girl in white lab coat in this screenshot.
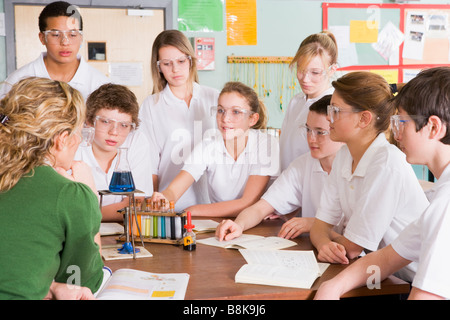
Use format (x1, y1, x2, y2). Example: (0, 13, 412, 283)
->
(310, 71, 429, 282)
(151, 82, 279, 217)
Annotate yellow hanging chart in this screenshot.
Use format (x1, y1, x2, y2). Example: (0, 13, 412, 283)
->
(226, 0, 257, 46)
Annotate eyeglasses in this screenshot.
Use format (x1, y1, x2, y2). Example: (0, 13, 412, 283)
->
(300, 124, 330, 139)
(327, 105, 363, 124)
(42, 29, 83, 44)
(297, 65, 333, 82)
(211, 106, 254, 122)
(157, 55, 191, 71)
(94, 116, 136, 135)
(390, 114, 428, 139)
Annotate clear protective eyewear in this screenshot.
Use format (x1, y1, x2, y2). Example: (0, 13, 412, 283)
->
(300, 124, 330, 139)
(94, 116, 136, 135)
(297, 65, 333, 82)
(79, 126, 95, 147)
(42, 29, 83, 44)
(211, 106, 255, 122)
(157, 55, 191, 71)
(390, 114, 428, 139)
(327, 104, 362, 124)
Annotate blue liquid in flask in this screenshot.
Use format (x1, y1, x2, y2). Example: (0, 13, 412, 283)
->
(109, 171, 135, 192)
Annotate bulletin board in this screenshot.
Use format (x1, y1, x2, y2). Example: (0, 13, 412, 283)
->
(323, 3, 450, 83)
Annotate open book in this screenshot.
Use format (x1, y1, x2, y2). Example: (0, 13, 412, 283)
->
(197, 234, 296, 250)
(235, 249, 329, 289)
(95, 269, 189, 300)
(192, 219, 219, 233)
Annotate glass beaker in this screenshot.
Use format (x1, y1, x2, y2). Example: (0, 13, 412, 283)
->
(109, 147, 136, 192)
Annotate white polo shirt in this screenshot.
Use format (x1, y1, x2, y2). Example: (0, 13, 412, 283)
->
(0, 53, 110, 100)
(392, 164, 450, 296)
(262, 152, 329, 217)
(139, 83, 219, 211)
(75, 130, 154, 207)
(316, 133, 429, 280)
(279, 87, 334, 171)
(182, 129, 280, 203)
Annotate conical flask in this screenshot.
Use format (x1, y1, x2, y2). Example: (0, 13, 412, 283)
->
(109, 147, 136, 192)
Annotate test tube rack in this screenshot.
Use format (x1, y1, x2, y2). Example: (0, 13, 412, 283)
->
(119, 209, 187, 246)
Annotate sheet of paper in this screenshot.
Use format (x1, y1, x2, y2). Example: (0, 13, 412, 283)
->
(192, 219, 219, 232)
(109, 62, 143, 87)
(350, 20, 379, 43)
(100, 222, 123, 236)
(372, 21, 404, 61)
(403, 11, 427, 61)
(239, 249, 319, 272)
(370, 69, 399, 84)
(226, 0, 257, 46)
(329, 25, 350, 49)
(178, 0, 223, 32)
(197, 234, 263, 248)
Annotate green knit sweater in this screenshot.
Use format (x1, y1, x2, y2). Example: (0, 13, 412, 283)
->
(0, 166, 104, 299)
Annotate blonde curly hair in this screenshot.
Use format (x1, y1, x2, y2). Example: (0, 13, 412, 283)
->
(0, 77, 85, 191)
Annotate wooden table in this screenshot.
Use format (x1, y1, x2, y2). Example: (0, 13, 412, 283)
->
(102, 218, 410, 300)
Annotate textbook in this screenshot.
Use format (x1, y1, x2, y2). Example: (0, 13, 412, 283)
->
(95, 268, 190, 300)
(235, 249, 329, 289)
(100, 222, 123, 236)
(197, 234, 296, 250)
(192, 219, 219, 233)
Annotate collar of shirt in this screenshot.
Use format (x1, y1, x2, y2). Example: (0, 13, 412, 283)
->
(341, 132, 388, 180)
(162, 82, 200, 107)
(426, 162, 450, 201)
(38, 52, 84, 85)
(69, 55, 89, 86)
(209, 129, 256, 163)
(303, 86, 335, 103)
(311, 156, 328, 174)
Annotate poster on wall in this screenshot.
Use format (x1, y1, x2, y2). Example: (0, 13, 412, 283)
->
(193, 37, 215, 70)
(226, 0, 257, 46)
(178, 0, 223, 32)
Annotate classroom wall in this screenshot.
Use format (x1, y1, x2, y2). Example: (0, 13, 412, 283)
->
(1, 0, 444, 180)
(2, 0, 449, 125)
(2, 0, 449, 86)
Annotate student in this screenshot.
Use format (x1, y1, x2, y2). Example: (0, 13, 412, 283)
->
(151, 81, 279, 217)
(315, 67, 450, 300)
(0, 1, 109, 100)
(279, 31, 338, 171)
(310, 71, 429, 282)
(139, 29, 219, 212)
(0, 77, 104, 299)
(216, 95, 343, 240)
(75, 83, 153, 222)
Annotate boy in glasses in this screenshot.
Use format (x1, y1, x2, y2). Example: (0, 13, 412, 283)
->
(315, 66, 450, 300)
(216, 95, 343, 241)
(0, 1, 109, 100)
(76, 83, 153, 221)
